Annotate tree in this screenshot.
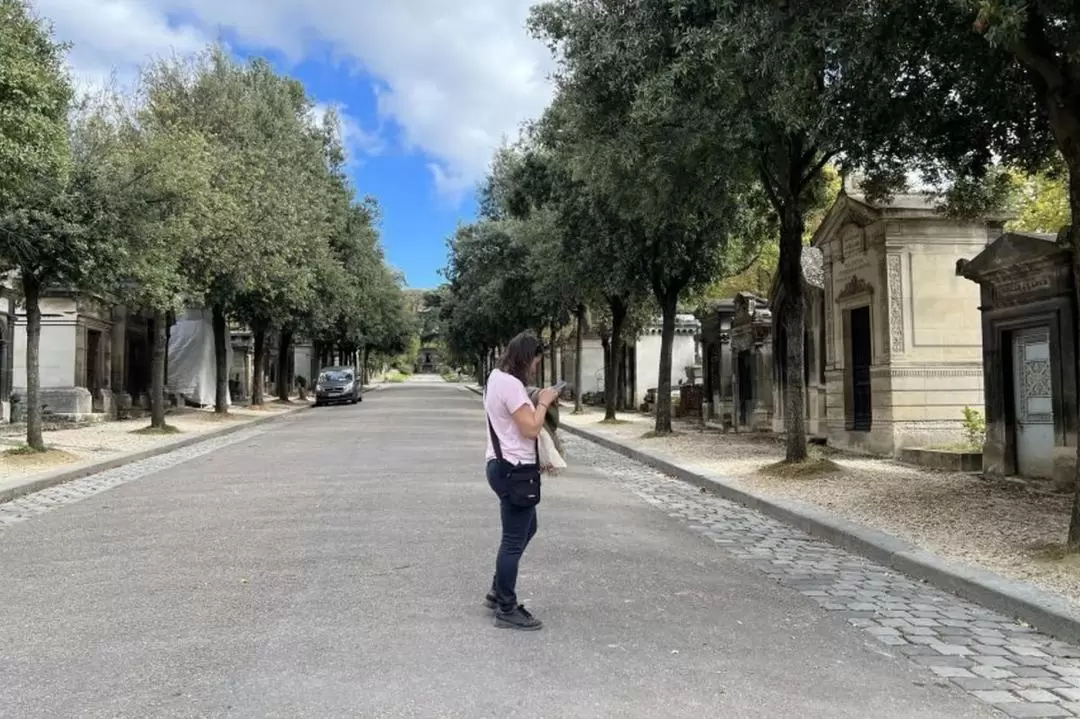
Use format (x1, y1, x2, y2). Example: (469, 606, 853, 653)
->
(442, 219, 542, 380)
(91, 81, 215, 430)
(531, 0, 763, 433)
(1007, 165, 1070, 234)
(0, 0, 74, 451)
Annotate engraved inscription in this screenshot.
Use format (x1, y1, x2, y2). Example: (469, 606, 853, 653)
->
(997, 276, 1052, 297)
(841, 225, 865, 260)
(887, 254, 904, 355)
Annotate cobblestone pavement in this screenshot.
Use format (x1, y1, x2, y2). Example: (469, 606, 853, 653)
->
(0, 426, 267, 528)
(565, 434, 1080, 718)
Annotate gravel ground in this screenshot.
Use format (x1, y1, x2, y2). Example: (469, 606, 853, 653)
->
(0, 404, 301, 483)
(562, 409, 1080, 608)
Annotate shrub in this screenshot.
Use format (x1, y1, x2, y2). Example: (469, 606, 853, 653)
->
(962, 406, 986, 451)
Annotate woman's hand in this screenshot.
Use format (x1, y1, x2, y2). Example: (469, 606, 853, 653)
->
(537, 386, 559, 408)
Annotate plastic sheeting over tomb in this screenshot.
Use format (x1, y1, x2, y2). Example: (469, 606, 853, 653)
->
(168, 308, 232, 407)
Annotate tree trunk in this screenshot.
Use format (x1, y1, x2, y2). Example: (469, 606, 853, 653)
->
(251, 321, 267, 406)
(150, 309, 168, 429)
(603, 296, 627, 421)
(1059, 135, 1080, 547)
(23, 273, 44, 451)
(363, 346, 371, 386)
(212, 304, 229, 414)
(164, 311, 173, 389)
(620, 342, 632, 411)
(549, 321, 558, 386)
(276, 328, 293, 401)
(654, 292, 680, 434)
(574, 304, 585, 413)
(778, 205, 808, 462)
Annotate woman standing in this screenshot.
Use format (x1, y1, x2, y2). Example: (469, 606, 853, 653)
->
(483, 332, 559, 631)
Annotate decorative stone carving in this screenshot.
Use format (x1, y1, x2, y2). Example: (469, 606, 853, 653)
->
(836, 275, 874, 301)
(823, 264, 834, 367)
(886, 253, 904, 355)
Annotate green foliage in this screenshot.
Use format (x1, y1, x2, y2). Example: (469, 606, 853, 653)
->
(0, 0, 72, 216)
(0, 12, 409, 429)
(1006, 164, 1070, 235)
(962, 406, 987, 451)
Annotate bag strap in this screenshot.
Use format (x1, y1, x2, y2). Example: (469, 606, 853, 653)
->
(486, 415, 505, 462)
(485, 384, 539, 465)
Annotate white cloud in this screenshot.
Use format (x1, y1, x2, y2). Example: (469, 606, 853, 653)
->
(309, 101, 385, 165)
(33, 0, 555, 200)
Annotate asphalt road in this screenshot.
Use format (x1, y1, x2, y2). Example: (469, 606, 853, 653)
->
(0, 382, 996, 718)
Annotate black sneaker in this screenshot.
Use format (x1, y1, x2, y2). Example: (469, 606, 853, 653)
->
(484, 592, 497, 610)
(495, 605, 543, 631)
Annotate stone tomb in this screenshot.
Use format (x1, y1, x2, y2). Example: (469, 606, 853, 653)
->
(11, 291, 153, 421)
(0, 283, 14, 422)
(958, 232, 1077, 486)
(13, 291, 115, 420)
(635, 314, 700, 406)
(696, 298, 736, 426)
(729, 292, 774, 432)
(813, 192, 997, 455)
(769, 247, 829, 439)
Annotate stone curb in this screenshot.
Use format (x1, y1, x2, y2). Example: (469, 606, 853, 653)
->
(463, 383, 1080, 644)
(567, 423, 1080, 645)
(0, 402, 317, 506)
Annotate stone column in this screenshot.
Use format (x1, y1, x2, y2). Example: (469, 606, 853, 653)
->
(111, 307, 131, 417)
(755, 341, 772, 431)
(242, 349, 252, 401)
(718, 333, 732, 427)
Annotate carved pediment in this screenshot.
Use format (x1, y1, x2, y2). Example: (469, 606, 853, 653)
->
(959, 232, 1070, 284)
(733, 292, 770, 327)
(810, 193, 882, 250)
(835, 275, 874, 301)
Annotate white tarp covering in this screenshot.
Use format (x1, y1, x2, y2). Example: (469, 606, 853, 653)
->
(168, 308, 232, 407)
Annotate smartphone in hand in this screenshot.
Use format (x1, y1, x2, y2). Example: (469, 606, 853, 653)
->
(552, 381, 567, 392)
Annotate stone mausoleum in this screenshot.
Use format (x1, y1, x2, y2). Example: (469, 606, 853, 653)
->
(811, 190, 1002, 455)
(11, 290, 152, 421)
(958, 232, 1077, 487)
(0, 283, 14, 423)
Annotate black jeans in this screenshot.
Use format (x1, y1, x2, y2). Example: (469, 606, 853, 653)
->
(487, 459, 538, 612)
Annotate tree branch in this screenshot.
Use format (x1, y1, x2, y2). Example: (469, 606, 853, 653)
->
(799, 150, 840, 193)
(730, 246, 765, 278)
(758, 159, 784, 216)
(980, 4, 1065, 92)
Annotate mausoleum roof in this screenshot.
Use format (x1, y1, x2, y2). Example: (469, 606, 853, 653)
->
(957, 232, 1070, 284)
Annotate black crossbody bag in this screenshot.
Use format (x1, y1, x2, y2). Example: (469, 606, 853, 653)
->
(487, 414, 542, 508)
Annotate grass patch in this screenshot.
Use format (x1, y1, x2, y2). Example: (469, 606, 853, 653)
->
(759, 453, 844, 479)
(131, 424, 182, 436)
(642, 430, 681, 440)
(1, 446, 76, 468)
(598, 418, 629, 426)
(4, 444, 46, 456)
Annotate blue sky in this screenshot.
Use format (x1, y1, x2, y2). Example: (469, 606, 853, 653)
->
(37, 0, 553, 289)
(269, 50, 482, 289)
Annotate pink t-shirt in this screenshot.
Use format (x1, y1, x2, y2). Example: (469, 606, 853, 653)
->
(484, 369, 537, 465)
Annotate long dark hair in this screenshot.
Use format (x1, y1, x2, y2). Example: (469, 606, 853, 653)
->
(497, 331, 543, 384)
